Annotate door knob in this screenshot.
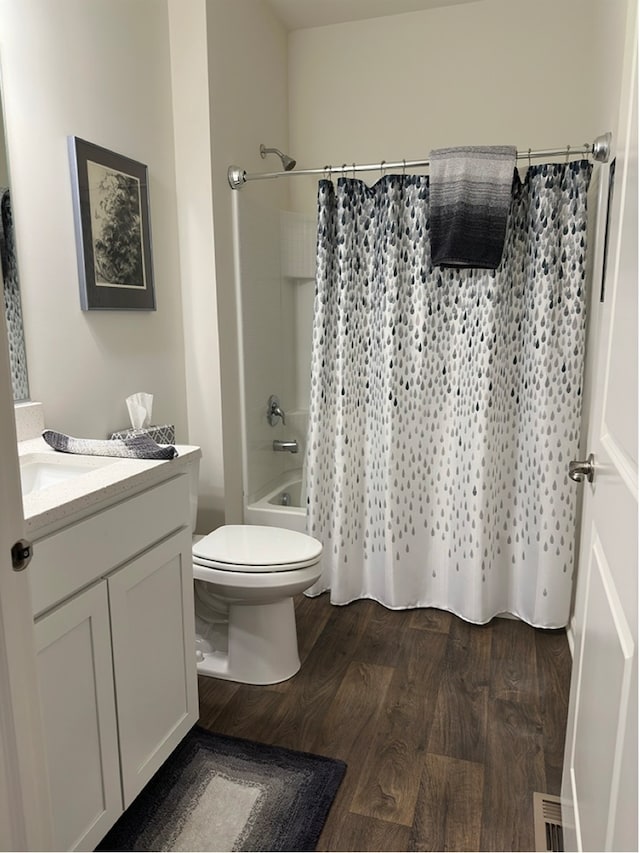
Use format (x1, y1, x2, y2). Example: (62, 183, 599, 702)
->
(568, 453, 595, 483)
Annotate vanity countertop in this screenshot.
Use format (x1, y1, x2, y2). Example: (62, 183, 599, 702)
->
(19, 436, 202, 538)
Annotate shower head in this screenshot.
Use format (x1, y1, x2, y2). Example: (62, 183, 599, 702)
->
(260, 143, 296, 171)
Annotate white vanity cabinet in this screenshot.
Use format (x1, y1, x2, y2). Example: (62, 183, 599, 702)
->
(30, 471, 198, 852)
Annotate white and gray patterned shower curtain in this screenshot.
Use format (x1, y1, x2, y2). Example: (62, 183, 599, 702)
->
(305, 161, 592, 628)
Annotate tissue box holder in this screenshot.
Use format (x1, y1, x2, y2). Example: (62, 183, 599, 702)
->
(110, 424, 175, 444)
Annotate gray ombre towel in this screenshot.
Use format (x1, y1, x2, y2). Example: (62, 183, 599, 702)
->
(42, 429, 178, 460)
(429, 145, 517, 269)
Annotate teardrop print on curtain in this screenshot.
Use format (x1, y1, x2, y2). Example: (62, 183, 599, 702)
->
(305, 162, 592, 628)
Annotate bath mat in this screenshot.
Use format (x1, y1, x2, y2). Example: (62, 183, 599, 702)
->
(95, 726, 346, 851)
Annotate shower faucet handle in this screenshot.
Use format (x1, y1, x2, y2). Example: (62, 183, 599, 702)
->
(267, 395, 286, 426)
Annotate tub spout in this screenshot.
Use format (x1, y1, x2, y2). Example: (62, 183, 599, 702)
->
(273, 439, 298, 454)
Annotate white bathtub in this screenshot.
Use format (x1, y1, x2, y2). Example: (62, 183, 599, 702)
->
(244, 469, 306, 533)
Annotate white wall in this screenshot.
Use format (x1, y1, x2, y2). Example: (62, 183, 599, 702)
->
(206, 0, 290, 522)
(234, 194, 317, 501)
(590, 0, 632, 136)
(0, 108, 7, 187)
(3, 0, 617, 527)
(235, 192, 286, 498)
(231, 0, 614, 506)
(168, 0, 225, 532)
(286, 0, 616, 408)
(288, 0, 604, 213)
(0, 0, 188, 440)
(0, 0, 292, 528)
(167, 0, 290, 528)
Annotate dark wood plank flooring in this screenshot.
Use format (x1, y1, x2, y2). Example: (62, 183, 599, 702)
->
(197, 594, 572, 852)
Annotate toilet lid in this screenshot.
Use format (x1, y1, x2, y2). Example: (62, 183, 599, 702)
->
(192, 525, 323, 573)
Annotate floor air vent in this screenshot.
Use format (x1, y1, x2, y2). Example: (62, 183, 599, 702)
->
(533, 792, 564, 852)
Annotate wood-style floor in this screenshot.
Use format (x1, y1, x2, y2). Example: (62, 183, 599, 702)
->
(197, 593, 572, 852)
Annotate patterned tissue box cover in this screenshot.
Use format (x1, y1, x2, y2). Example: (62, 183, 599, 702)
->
(110, 424, 176, 444)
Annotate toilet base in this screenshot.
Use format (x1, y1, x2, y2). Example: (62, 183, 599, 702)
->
(196, 596, 301, 685)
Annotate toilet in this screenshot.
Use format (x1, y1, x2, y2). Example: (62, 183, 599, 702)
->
(192, 525, 323, 685)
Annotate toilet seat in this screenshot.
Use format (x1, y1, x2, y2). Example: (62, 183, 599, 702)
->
(192, 524, 323, 573)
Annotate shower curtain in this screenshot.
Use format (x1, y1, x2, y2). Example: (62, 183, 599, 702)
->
(305, 161, 592, 628)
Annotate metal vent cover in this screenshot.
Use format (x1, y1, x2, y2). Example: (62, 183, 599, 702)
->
(533, 792, 564, 852)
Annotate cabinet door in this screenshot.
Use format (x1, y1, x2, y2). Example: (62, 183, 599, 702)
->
(108, 527, 198, 807)
(34, 582, 122, 852)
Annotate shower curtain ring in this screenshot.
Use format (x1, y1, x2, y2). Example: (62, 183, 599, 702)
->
(565, 145, 571, 163)
(342, 163, 347, 179)
(352, 162, 356, 180)
(380, 160, 386, 177)
(527, 148, 532, 168)
(402, 158, 406, 176)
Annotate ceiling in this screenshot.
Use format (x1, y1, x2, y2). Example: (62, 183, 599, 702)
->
(266, 0, 482, 31)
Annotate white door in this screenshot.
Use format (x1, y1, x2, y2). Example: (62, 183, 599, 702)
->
(0, 326, 53, 843)
(561, 6, 638, 851)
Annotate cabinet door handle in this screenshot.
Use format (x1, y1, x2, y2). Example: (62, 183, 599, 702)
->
(11, 538, 33, 571)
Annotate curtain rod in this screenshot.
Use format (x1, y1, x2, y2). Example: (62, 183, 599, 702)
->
(228, 132, 612, 189)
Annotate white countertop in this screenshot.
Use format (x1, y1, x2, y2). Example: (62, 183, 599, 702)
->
(19, 436, 202, 538)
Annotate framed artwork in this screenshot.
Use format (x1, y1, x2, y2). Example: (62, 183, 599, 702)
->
(69, 136, 156, 310)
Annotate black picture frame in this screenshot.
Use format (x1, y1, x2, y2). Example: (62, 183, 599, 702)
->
(69, 136, 156, 310)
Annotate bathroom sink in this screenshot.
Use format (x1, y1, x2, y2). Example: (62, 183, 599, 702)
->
(19, 453, 118, 496)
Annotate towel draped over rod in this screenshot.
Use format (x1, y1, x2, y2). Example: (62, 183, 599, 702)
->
(227, 131, 611, 189)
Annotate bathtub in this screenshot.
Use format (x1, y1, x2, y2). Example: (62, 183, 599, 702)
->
(244, 469, 306, 533)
